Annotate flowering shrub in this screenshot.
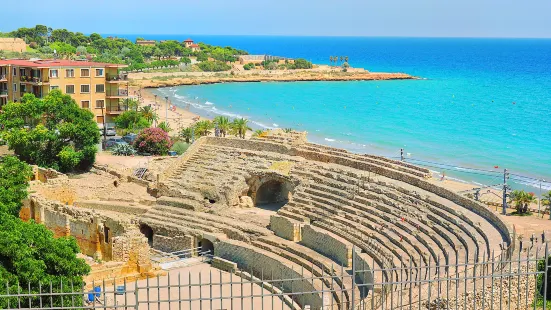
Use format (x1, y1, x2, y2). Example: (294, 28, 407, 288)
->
(134, 128, 173, 155)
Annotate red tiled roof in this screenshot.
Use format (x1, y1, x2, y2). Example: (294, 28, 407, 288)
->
(190, 44, 200, 48)
(184, 39, 194, 42)
(0, 59, 127, 68)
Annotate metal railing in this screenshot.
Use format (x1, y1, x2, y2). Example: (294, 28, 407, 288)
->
(106, 89, 129, 97)
(105, 105, 129, 113)
(0, 90, 7, 96)
(0, 241, 549, 309)
(106, 74, 128, 82)
(0, 74, 7, 81)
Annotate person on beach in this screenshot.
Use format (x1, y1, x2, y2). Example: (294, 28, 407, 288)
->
(441, 171, 446, 181)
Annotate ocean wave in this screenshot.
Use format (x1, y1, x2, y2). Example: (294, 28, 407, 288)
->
(273, 123, 279, 127)
(205, 101, 214, 105)
(325, 138, 336, 142)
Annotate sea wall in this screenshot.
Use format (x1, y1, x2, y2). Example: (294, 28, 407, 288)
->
(215, 239, 324, 309)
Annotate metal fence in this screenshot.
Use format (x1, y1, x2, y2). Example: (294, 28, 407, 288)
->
(1, 242, 550, 310)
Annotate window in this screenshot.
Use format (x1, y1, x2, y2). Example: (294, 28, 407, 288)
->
(95, 84, 105, 93)
(80, 84, 90, 93)
(50, 69, 58, 78)
(104, 227, 110, 243)
(66, 85, 75, 94)
(97, 116, 104, 124)
(81, 101, 90, 109)
(50, 85, 59, 90)
(13, 68, 16, 76)
(80, 69, 90, 77)
(66, 69, 74, 78)
(95, 69, 104, 77)
(95, 99, 105, 108)
(13, 83, 16, 92)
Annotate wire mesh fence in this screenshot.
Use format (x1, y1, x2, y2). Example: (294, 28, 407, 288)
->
(1, 242, 550, 310)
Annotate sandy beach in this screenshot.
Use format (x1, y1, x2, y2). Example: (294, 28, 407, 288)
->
(132, 86, 206, 135)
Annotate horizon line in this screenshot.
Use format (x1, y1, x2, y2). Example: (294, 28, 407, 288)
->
(99, 33, 551, 40)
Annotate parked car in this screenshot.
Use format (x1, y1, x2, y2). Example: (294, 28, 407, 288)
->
(104, 127, 116, 136)
(105, 138, 128, 149)
(122, 133, 138, 144)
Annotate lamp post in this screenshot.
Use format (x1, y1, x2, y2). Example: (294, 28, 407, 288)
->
(164, 96, 169, 124)
(154, 94, 158, 127)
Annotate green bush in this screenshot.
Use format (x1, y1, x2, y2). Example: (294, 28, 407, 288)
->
(171, 141, 190, 155)
(58, 145, 83, 172)
(134, 127, 173, 155)
(294, 58, 313, 69)
(111, 144, 137, 156)
(0, 156, 33, 217)
(197, 61, 231, 72)
(243, 63, 255, 70)
(114, 110, 151, 132)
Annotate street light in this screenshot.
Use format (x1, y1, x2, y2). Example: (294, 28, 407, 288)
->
(164, 96, 169, 124)
(154, 94, 158, 127)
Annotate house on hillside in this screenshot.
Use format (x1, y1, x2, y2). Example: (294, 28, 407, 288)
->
(183, 38, 194, 48)
(189, 44, 200, 52)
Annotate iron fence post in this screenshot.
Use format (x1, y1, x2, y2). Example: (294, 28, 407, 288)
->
(351, 247, 356, 310)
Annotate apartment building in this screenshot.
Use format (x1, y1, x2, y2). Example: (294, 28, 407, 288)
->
(0, 59, 131, 127)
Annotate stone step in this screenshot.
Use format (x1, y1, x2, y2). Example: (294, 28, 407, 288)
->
(156, 196, 202, 211)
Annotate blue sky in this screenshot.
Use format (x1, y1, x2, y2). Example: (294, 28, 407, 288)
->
(3, 0, 551, 38)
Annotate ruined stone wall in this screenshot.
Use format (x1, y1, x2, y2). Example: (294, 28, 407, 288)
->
(158, 136, 208, 182)
(353, 251, 374, 297)
(152, 234, 195, 253)
(301, 225, 352, 267)
(0, 38, 26, 52)
(215, 239, 323, 309)
(211, 257, 238, 273)
(270, 215, 302, 242)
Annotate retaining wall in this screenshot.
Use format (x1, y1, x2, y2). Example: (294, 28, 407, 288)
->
(300, 225, 352, 267)
(215, 239, 324, 309)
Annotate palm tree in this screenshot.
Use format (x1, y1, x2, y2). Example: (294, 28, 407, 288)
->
(340, 56, 344, 66)
(140, 106, 158, 124)
(542, 190, 551, 210)
(329, 56, 333, 67)
(213, 116, 231, 137)
(345, 56, 349, 63)
(509, 190, 537, 214)
(253, 129, 266, 137)
(194, 120, 214, 137)
(180, 127, 193, 143)
(231, 118, 251, 139)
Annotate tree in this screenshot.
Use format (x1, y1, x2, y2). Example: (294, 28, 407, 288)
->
(158, 121, 172, 133)
(134, 128, 173, 155)
(0, 91, 100, 172)
(180, 127, 194, 143)
(345, 56, 349, 63)
(115, 110, 151, 133)
(253, 129, 266, 137)
(509, 190, 537, 214)
(194, 120, 214, 137)
(231, 118, 251, 139)
(76, 45, 87, 55)
(139, 105, 158, 124)
(197, 61, 231, 72)
(542, 191, 551, 210)
(0, 156, 33, 217)
(180, 57, 191, 65)
(293, 58, 313, 69)
(0, 213, 91, 309)
(213, 116, 231, 137)
(243, 63, 255, 70)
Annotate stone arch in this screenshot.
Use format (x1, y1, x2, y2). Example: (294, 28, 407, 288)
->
(247, 173, 296, 211)
(198, 238, 214, 255)
(139, 224, 154, 246)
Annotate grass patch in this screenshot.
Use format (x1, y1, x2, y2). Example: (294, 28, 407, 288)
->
(269, 161, 293, 176)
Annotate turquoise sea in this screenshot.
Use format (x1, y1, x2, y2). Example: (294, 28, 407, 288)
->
(117, 35, 551, 190)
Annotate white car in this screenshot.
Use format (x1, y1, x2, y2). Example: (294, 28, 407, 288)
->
(105, 127, 116, 136)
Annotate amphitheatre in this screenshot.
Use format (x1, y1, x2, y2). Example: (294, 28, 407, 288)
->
(25, 130, 543, 309)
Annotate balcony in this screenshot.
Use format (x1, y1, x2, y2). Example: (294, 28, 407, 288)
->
(105, 104, 130, 114)
(0, 74, 7, 82)
(0, 90, 7, 97)
(20, 76, 49, 85)
(106, 74, 129, 83)
(106, 89, 130, 98)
